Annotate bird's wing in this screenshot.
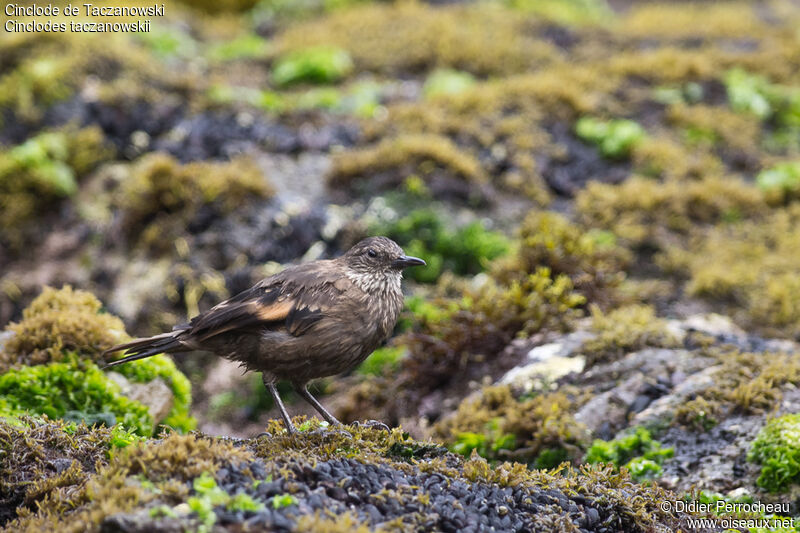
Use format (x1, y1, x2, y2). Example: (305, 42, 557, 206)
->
(187, 262, 350, 341)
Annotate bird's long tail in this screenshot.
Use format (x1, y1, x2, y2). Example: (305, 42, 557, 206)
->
(102, 330, 189, 368)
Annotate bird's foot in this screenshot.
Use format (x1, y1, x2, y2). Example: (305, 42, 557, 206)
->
(255, 431, 273, 439)
(352, 420, 390, 432)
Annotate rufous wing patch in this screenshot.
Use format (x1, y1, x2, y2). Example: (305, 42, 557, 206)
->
(254, 299, 293, 322)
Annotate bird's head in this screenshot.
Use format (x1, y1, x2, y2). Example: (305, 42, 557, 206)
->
(341, 236, 426, 293)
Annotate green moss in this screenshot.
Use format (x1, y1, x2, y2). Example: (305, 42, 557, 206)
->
(664, 205, 800, 337)
(725, 68, 774, 119)
(437, 385, 590, 466)
(356, 346, 406, 377)
(0, 416, 120, 523)
(274, 3, 557, 77)
(0, 356, 154, 436)
(272, 46, 353, 87)
(757, 161, 800, 205)
(724, 68, 800, 127)
(509, 0, 612, 25)
(271, 493, 298, 509)
(185, 471, 264, 531)
(0, 35, 80, 120)
(116, 152, 273, 252)
(370, 207, 510, 282)
(585, 427, 674, 482)
(1, 285, 127, 371)
(583, 305, 680, 367)
(673, 349, 800, 431)
(749, 414, 800, 493)
(423, 69, 477, 100)
(0, 127, 112, 242)
(206, 33, 271, 62)
(575, 117, 646, 159)
(472, 268, 586, 338)
(112, 354, 196, 433)
(495, 210, 630, 305)
(576, 176, 766, 250)
(329, 134, 488, 199)
(1, 286, 194, 434)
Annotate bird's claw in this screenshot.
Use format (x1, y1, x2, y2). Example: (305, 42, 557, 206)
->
(352, 420, 390, 432)
(256, 431, 273, 439)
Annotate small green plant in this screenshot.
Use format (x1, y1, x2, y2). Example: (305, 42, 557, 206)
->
(108, 424, 144, 451)
(757, 161, 800, 204)
(724, 68, 800, 129)
(272, 46, 353, 86)
(423, 69, 476, 99)
(585, 427, 674, 482)
(724, 68, 772, 119)
(575, 117, 646, 159)
(187, 472, 265, 531)
(653, 82, 704, 105)
(227, 492, 265, 512)
(207, 34, 270, 62)
(271, 493, 298, 509)
(749, 414, 800, 493)
(371, 207, 510, 283)
(357, 346, 406, 376)
(452, 418, 517, 459)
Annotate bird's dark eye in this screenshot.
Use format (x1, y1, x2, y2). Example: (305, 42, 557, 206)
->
(367, 248, 377, 258)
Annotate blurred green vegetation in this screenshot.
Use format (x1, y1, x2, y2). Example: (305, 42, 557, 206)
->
(575, 117, 647, 159)
(0, 127, 112, 240)
(370, 207, 510, 283)
(749, 413, 800, 493)
(585, 427, 674, 483)
(272, 46, 353, 86)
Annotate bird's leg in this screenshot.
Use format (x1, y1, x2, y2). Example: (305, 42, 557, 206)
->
(293, 383, 342, 427)
(263, 377, 296, 434)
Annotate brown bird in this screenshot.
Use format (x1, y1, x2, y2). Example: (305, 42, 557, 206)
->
(103, 237, 425, 434)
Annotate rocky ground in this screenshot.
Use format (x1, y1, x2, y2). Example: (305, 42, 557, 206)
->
(3, 0, 800, 530)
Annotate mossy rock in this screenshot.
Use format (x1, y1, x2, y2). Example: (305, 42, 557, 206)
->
(435, 385, 591, 467)
(0, 127, 113, 244)
(494, 210, 630, 306)
(6, 417, 700, 532)
(0, 286, 195, 434)
(0, 416, 132, 525)
(673, 349, 800, 432)
(328, 134, 490, 204)
(576, 175, 767, 250)
(583, 304, 680, 367)
(662, 205, 800, 337)
(115, 152, 273, 252)
(1, 285, 126, 371)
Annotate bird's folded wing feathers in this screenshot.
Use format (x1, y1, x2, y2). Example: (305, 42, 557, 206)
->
(187, 267, 347, 341)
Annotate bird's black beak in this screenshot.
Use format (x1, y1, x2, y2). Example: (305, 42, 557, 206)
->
(392, 255, 426, 269)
